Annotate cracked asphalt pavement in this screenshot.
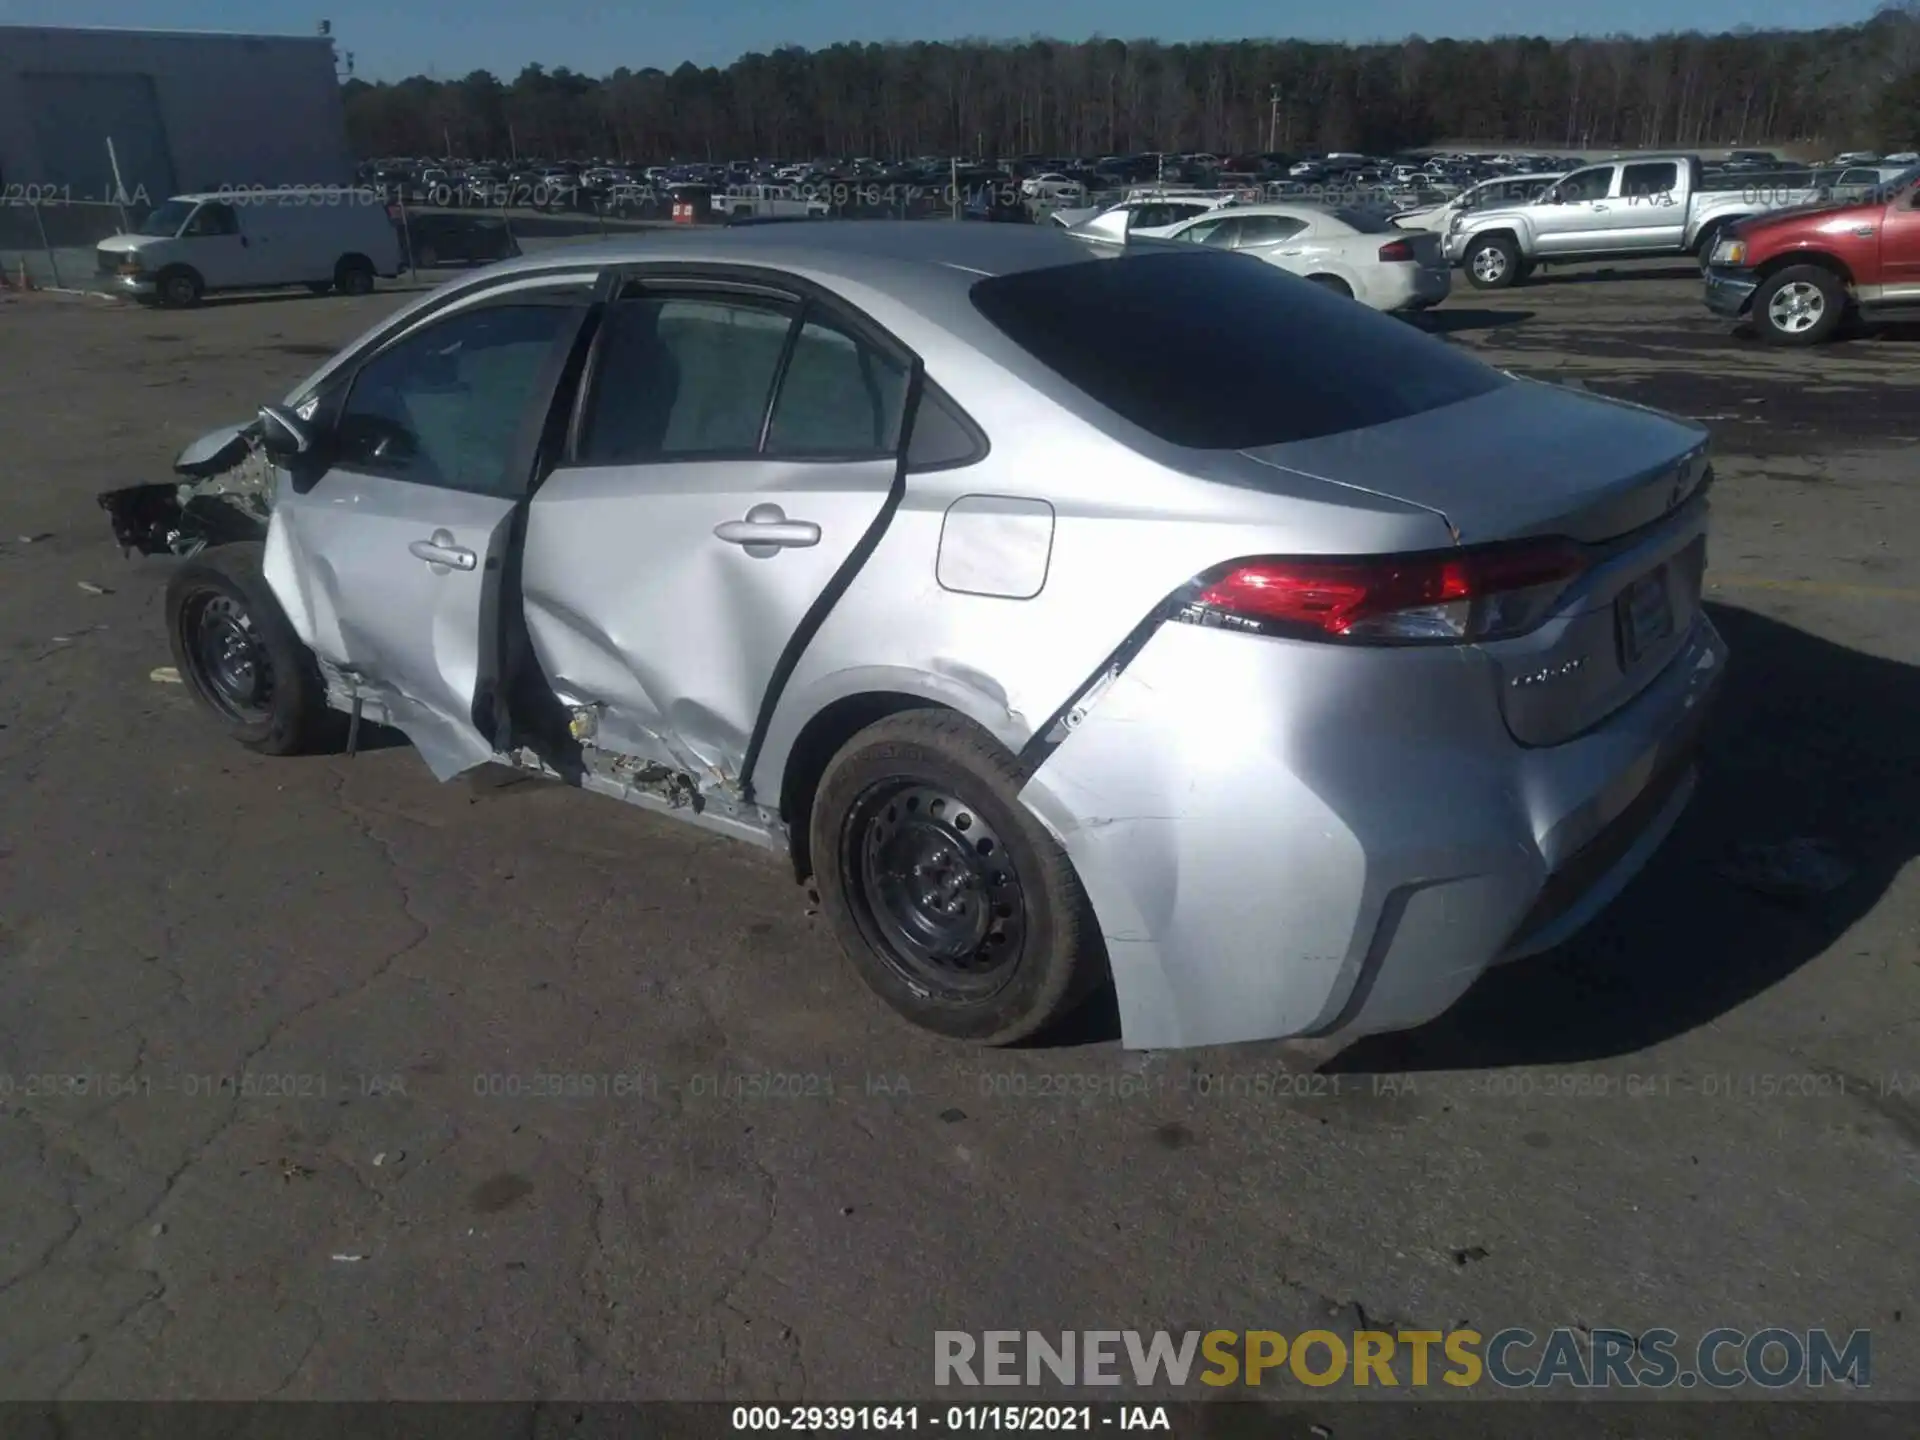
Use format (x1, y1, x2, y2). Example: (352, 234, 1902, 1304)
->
(0, 257, 1915, 1404)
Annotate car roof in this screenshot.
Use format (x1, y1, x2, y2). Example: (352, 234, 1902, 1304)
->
(440, 220, 1127, 295)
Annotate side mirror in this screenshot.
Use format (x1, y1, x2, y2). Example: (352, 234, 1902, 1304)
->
(258, 404, 314, 461)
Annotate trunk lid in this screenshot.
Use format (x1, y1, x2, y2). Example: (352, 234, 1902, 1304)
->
(1241, 378, 1713, 747)
(1238, 377, 1709, 546)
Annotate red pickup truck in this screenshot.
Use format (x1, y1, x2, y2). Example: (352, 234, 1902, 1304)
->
(1703, 163, 1920, 344)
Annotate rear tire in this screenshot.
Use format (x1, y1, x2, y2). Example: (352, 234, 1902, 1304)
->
(1464, 234, 1521, 290)
(166, 543, 331, 756)
(1752, 265, 1847, 346)
(333, 255, 376, 296)
(809, 711, 1104, 1045)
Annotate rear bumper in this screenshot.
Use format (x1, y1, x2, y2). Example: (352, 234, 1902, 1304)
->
(1019, 610, 1727, 1051)
(1399, 265, 1453, 309)
(1705, 266, 1759, 318)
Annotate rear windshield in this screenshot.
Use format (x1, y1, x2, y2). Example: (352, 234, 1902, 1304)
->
(969, 249, 1506, 449)
(1330, 206, 1392, 232)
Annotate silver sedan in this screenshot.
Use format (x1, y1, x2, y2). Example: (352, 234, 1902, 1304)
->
(118, 221, 1725, 1050)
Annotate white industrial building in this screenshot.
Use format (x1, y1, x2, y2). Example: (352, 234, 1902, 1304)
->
(0, 26, 353, 205)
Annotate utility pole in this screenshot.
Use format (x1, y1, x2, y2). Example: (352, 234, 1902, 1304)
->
(1268, 85, 1282, 154)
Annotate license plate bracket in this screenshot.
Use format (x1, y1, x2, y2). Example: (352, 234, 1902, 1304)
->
(1617, 565, 1675, 668)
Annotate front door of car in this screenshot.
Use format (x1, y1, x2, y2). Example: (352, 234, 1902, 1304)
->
(178, 201, 253, 286)
(1529, 165, 1618, 254)
(1878, 187, 1920, 297)
(521, 281, 911, 789)
(266, 283, 593, 778)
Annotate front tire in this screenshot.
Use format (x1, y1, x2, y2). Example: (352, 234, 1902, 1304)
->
(166, 543, 331, 756)
(155, 266, 202, 308)
(1464, 234, 1521, 290)
(1752, 265, 1847, 346)
(809, 711, 1104, 1045)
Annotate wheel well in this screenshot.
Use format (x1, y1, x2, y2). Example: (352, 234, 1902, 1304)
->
(156, 262, 201, 285)
(778, 691, 945, 882)
(1693, 216, 1744, 252)
(336, 251, 374, 275)
(1468, 229, 1518, 250)
(1756, 250, 1854, 287)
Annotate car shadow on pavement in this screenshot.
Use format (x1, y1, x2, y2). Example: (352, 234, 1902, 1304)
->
(1324, 601, 1920, 1073)
(1410, 308, 1534, 335)
(1525, 264, 1702, 286)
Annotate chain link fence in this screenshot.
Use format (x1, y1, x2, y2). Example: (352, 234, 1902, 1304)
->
(0, 198, 145, 292)
(0, 176, 1425, 297)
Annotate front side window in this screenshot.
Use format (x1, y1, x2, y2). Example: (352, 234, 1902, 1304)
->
(184, 202, 239, 237)
(1551, 167, 1614, 204)
(1181, 216, 1239, 246)
(333, 302, 575, 494)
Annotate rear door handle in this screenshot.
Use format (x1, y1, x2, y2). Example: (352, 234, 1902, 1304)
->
(409, 529, 477, 571)
(714, 503, 821, 558)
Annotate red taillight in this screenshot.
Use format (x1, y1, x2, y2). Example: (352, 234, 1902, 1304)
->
(1182, 540, 1588, 644)
(1377, 239, 1417, 263)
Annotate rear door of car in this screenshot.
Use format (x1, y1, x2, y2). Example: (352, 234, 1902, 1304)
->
(518, 268, 916, 791)
(266, 274, 598, 777)
(178, 200, 254, 287)
(1615, 160, 1685, 249)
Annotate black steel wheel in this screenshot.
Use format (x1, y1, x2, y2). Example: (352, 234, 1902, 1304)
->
(846, 781, 1027, 1002)
(165, 543, 332, 755)
(181, 589, 275, 725)
(810, 711, 1105, 1044)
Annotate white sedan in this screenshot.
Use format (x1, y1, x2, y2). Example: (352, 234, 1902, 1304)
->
(1020, 172, 1088, 206)
(1159, 203, 1452, 312)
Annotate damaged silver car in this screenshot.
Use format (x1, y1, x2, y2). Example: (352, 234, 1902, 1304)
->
(102, 223, 1725, 1049)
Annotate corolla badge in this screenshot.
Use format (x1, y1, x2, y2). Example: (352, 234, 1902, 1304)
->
(1510, 656, 1587, 689)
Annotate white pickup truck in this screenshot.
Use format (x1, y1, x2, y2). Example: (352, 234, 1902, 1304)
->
(1444, 154, 1822, 289)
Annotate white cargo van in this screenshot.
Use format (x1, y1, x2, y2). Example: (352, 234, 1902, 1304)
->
(95, 189, 404, 307)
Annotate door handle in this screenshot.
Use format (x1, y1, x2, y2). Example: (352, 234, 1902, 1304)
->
(1592, 203, 1610, 211)
(409, 529, 477, 572)
(714, 503, 821, 557)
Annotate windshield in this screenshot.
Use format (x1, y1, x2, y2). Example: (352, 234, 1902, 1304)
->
(1881, 163, 1920, 198)
(135, 200, 196, 237)
(970, 249, 1506, 450)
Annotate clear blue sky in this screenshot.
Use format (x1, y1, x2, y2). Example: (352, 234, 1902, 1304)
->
(0, 0, 1894, 80)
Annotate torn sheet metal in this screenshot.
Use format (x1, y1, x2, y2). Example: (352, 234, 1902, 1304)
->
(99, 424, 277, 558)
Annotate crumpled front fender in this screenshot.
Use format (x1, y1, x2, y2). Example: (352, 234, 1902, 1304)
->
(174, 420, 258, 478)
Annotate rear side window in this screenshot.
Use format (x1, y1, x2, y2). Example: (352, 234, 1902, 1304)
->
(969, 250, 1506, 450)
(577, 295, 794, 462)
(766, 314, 910, 455)
(1622, 162, 1679, 198)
